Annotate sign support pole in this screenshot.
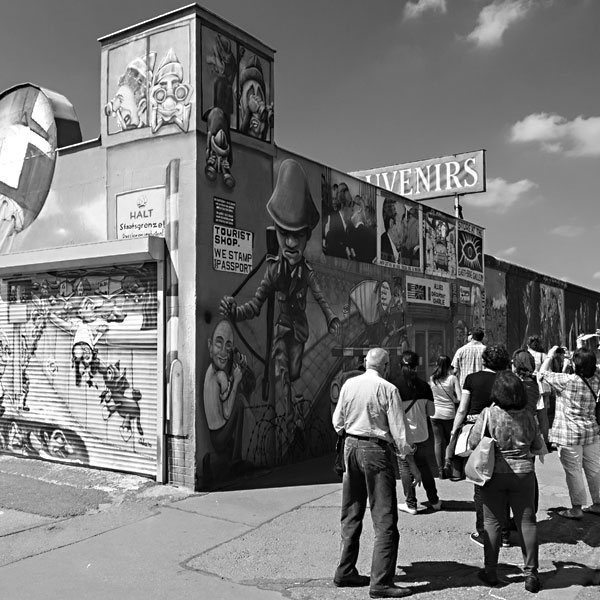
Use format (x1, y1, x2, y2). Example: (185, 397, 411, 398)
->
(454, 194, 463, 219)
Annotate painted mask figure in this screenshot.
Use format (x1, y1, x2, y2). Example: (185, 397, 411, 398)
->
(105, 54, 155, 130)
(204, 107, 235, 188)
(150, 49, 192, 133)
(239, 54, 273, 141)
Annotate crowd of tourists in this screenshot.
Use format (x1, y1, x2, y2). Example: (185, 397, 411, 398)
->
(331, 330, 600, 598)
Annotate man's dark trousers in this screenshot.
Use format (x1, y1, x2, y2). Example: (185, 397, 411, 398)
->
(335, 437, 399, 589)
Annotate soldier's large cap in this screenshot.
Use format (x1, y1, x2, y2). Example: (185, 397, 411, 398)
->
(267, 159, 319, 231)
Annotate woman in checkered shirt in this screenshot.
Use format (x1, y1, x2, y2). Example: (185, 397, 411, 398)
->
(538, 345, 600, 520)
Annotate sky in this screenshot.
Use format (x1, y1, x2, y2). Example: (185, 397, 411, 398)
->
(1, 0, 599, 289)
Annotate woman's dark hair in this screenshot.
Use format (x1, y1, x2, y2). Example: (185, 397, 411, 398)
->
(399, 350, 419, 383)
(528, 335, 545, 353)
(482, 344, 511, 371)
(490, 370, 527, 410)
(431, 355, 452, 384)
(573, 347, 597, 378)
(512, 348, 535, 379)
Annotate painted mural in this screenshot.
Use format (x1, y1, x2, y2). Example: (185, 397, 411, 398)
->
(483, 267, 507, 346)
(423, 208, 457, 278)
(105, 24, 193, 135)
(540, 283, 565, 347)
(376, 192, 422, 270)
(456, 220, 484, 285)
(0, 264, 158, 475)
(0, 86, 57, 254)
(321, 170, 377, 263)
(201, 27, 274, 190)
(565, 288, 600, 350)
(215, 160, 341, 473)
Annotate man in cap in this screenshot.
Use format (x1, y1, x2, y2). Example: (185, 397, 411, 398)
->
(220, 159, 341, 437)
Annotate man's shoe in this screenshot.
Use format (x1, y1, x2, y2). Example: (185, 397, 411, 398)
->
(430, 500, 442, 511)
(369, 584, 412, 598)
(477, 569, 498, 587)
(334, 574, 369, 587)
(397, 502, 418, 515)
(470, 532, 484, 547)
(524, 574, 540, 593)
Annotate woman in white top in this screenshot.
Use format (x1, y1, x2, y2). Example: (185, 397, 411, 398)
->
(429, 355, 462, 478)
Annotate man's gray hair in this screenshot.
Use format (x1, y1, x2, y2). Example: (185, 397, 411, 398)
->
(365, 347, 389, 372)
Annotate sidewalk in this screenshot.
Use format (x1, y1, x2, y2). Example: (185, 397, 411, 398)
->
(0, 451, 598, 599)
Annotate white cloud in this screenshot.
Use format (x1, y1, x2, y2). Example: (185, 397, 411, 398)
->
(550, 224, 585, 238)
(462, 177, 537, 212)
(497, 246, 517, 256)
(593, 271, 600, 280)
(465, 0, 533, 48)
(510, 112, 600, 157)
(403, 0, 447, 21)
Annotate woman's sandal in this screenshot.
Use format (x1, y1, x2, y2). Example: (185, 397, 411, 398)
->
(558, 509, 583, 520)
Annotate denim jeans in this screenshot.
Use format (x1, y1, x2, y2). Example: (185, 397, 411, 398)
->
(481, 471, 538, 576)
(557, 442, 600, 506)
(335, 437, 399, 589)
(430, 418, 453, 474)
(399, 440, 439, 509)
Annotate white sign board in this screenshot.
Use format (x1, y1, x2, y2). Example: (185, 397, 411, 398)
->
(213, 225, 253, 274)
(350, 150, 485, 201)
(117, 187, 165, 239)
(406, 276, 450, 307)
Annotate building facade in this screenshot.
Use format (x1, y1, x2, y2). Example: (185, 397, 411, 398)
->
(0, 5, 595, 490)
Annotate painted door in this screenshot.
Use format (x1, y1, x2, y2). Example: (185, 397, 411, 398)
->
(0, 262, 160, 476)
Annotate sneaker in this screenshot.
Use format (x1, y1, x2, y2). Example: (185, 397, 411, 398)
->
(398, 502, 418, 515)
(430, 500, 442, 511)
(470, 532, 484, 547)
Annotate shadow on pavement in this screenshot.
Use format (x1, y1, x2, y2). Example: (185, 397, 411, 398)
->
(214, 453, 342, 491)
(538, 507, 600, 547)
(396, 560, 521, 592)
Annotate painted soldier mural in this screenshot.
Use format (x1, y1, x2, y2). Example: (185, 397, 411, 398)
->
(220, 159, 341, 451)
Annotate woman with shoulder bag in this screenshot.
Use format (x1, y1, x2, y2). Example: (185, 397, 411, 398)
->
(468, 371, 545, 593)
(449, 344, 511, 545)
(538, 343, 600, 520)
(429, 355, 461, 479)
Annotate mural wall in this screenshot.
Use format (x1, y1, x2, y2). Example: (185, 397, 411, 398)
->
(0, 264, 158, 475)
(199, 150, 487, 486)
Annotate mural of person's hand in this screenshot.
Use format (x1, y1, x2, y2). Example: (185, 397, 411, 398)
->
(219, 296, 237, 318)
(232, 362, 243, 384)
(329, 317, 342, 341)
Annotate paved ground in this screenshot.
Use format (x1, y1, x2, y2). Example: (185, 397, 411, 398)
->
(0, 451, 598, 598)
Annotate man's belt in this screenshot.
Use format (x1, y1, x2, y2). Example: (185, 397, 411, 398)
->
(347, 434, 388, 447)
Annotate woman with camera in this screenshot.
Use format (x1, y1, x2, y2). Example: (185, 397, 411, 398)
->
(538, 345, 600, 519)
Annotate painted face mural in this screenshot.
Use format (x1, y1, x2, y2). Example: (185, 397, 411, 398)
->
(149, 49, 193, 134)
(0, 86, 57, 253)
(105, 54, 154, 130)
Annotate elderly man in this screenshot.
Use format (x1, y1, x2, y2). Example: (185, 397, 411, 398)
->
(332, 347, 418, 598)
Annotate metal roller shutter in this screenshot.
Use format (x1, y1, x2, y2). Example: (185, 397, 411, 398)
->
(0, 261, 160, 477)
